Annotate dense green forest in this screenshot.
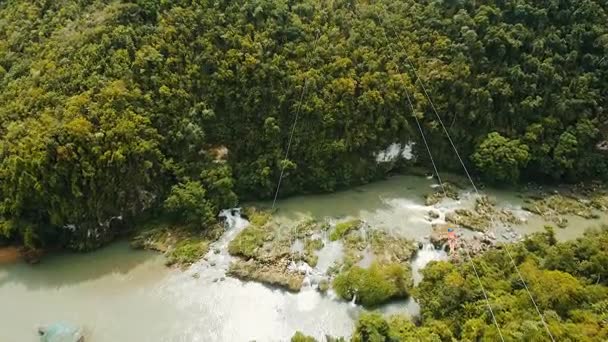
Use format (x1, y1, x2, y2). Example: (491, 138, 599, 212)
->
(293, 227, 608, 341)
(0, 0, 606, 249)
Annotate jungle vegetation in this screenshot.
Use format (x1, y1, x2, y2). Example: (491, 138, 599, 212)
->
(0, 0, 606, 250)
(294, 227, 608, 341)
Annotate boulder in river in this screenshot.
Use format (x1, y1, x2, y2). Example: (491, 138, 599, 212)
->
(521, 193, 600, 227)
(425, 182, 460, 206)
(445, 196, 522, 232)
(430, 224, 449, 248)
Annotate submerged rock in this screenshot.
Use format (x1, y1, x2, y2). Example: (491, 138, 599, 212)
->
(427, 210, 440, 220)
(445, 196, 522, 232)
(369, 230, 417, 264)
(424, 182, 460, 206)
(317, 279, 330, 293)
(227, 258, 304, 292)
(522, 194, 599, 227)
(590, 194, 608, 212)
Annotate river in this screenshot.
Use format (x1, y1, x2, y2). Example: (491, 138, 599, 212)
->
(1, 175, 605, 341)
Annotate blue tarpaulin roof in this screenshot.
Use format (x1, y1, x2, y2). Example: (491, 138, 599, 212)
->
(39, 322, 83, 342)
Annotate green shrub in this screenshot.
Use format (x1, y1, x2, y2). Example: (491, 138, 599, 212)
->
(303, 238, 324, 267)
(227, 225, 266, 258)
(351, 313, 448, 342)
(166, 238, 209, 267)
(246, 209, 272, 227)
(329, 219, 361, 241)
(291, 331, 317, 342)
(332, 262, 411, 307)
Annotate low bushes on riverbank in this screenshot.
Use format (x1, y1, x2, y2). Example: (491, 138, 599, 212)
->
(292, 226, 608, 341)
(130, 220, 223, 267)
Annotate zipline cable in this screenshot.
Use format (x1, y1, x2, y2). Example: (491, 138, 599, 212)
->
(382, 24, 504, 339)
(386, 19, 556, 341)
(403, 49, 556, 342)
(271, 34, 320, 210)
(403, 70, 505, 342)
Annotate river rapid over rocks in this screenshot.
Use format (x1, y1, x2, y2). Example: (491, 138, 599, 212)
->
(1, 175, 606, 341)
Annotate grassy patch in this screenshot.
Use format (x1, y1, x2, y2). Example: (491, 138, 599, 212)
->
(228, 207, 278, 258)
(244, 207, 272, 227)
(333, 262, 411, 307)
(302, 238, 324, 267)
(370, 230, 417, 264)
(227, 225, 267, 258)
(130, 219, 220, 268)
(329, 219, 361, 241)
(165, 238, 209, 267)
(523, 194, 599, 227)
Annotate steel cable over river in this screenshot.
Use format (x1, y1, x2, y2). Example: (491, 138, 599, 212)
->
(2, 174, 606, 341)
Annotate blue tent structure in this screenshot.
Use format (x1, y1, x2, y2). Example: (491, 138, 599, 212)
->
(38, 322, 84, 342)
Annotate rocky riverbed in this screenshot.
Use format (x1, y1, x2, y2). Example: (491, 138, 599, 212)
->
(4, 175, 608, 342)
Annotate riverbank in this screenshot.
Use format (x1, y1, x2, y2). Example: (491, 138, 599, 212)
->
(3, 174, 607, 341)
(128, 174, 608, 307)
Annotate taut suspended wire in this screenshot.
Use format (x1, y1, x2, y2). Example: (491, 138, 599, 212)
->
(271, 78, 309, 210)
(385, 19, 555, 342)
(404, 91, 445, 195)
(385, 26, 505, 341)
(403, 81, 505, 342)
(404, 58, 479, 194)
(271, 34, 320, 209)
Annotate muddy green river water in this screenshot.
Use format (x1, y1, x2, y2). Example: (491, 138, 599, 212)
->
(1, 175, 605, 341)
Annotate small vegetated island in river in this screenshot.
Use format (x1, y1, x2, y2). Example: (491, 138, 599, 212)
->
(0, 0, 607, 341)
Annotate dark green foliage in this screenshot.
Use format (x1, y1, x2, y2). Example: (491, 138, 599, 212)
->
(333, 262, 411, 307)
(164, 181, 215, 228)
(472, 132, 530, 183)
(341, 227, 608, 341)
(411, 226, 608, 340)
(164, 166, 237, 229)
(0, 0, 606, 250)
(351, 313, 448, 342)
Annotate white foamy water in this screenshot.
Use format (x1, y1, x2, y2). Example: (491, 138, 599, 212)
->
(155, 208, 358, 341)
(411, 243, 448, 285)
(375, 142, 415, 163)
(3, 175, 603, 341)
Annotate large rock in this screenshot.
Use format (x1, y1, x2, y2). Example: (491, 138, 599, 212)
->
(430, 224, 449, 248)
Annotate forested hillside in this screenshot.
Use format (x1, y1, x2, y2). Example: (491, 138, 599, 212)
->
(0, 0, 606, 249)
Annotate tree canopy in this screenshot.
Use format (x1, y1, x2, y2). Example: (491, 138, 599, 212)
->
(347, 227, 608, 341)
(0, 0, 606, 248)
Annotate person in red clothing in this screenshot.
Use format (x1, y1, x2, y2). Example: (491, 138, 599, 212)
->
(447, 227, 456, 254)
